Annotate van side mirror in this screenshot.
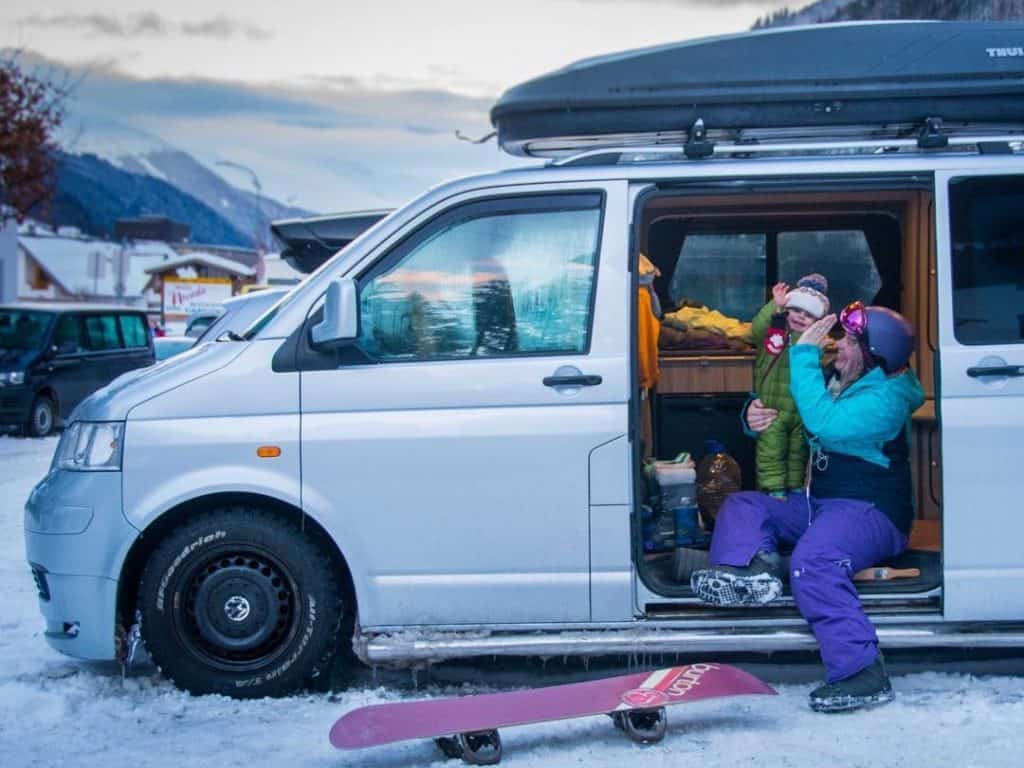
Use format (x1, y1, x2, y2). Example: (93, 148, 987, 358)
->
(310, 278, 359, 348)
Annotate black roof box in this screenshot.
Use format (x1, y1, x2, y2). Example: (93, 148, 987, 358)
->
(491, 21, 1024, 157)
(271, 210, 391, 274)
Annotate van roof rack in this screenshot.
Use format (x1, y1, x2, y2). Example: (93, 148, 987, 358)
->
(549, 120, 1024, 166)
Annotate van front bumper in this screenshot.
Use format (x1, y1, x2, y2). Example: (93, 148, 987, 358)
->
(24, 469, 140, 660)
(0, 385, 31, 426)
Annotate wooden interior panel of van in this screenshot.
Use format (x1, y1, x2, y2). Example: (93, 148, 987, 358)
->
(658, 355, 753, 394)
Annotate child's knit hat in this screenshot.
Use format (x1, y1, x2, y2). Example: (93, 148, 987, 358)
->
(785, 273, 830, 319)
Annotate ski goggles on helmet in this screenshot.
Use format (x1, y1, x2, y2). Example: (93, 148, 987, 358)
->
(839, 300, 868, 338)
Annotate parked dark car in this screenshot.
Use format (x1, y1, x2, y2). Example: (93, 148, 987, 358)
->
(0, 303, 155, 437)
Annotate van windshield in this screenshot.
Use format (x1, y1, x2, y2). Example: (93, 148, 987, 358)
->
(0, 309, 53, 351)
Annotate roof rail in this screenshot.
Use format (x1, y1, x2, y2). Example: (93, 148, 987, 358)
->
(546, 121, 1024, 166)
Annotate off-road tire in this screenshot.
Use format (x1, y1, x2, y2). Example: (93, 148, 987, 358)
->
(27, 396, 56, 438)
(138, 506, 344, 698)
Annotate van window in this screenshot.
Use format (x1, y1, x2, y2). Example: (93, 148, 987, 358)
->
(949, 175, 1024, 345)
(778, 230, 881, 312)
(669, 234, 766, 321)
(118, 314, 148, 348)
(357, 194, 602, 361)
(666, 227, 885, 322)
(52, 315, 84, 354)
(0, 309, 52, 350)
(83, 315, 123, 351)
(0, 309, 51, 352)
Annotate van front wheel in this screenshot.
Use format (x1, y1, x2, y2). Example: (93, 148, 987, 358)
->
(27, 396, 56, 437)
(138, 507, 344, 698)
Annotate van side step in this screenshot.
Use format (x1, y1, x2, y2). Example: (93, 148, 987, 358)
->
(356, 623, 1024, 666)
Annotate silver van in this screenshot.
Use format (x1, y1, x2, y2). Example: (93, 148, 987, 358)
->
(24, 22, 1024, 697)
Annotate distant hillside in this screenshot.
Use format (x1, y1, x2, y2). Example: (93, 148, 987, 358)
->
(115, 148, 310, 243)
(755, 0, 1024, 28)
(55, 116, 310, 248)
(44, 151, 253, 247)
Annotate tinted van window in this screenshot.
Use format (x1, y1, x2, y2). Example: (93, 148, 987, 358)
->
(83, 315, 123, 351)
(670, 233, 766, 320)
(0, 309, 52, 350)
(52, 315, 84, 354)
(119, 314, 149, 348)
(949, 175, 1024, 345)
(778, 230, 881, 312)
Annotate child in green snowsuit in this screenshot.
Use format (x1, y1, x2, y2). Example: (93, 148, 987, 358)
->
(748, 274, 831, 495)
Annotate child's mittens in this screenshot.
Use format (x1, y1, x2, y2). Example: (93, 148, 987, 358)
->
(764, 313, 788, 356)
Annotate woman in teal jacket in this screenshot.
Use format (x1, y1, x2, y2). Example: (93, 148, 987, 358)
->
(691, 303, 924, 714)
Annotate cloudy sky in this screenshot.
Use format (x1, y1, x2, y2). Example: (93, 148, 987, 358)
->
(3, 0, 794, 212)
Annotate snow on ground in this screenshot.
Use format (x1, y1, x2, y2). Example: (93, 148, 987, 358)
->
(3, 435, 1024, 767)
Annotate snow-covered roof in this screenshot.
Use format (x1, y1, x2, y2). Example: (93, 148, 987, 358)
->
(19, 234, 180, 298)
(143, 252, 255, 277)
(262, 252, 303, 285)
(0, 300, 146, 313)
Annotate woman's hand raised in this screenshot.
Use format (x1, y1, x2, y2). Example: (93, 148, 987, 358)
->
(795, 314, 837, 349)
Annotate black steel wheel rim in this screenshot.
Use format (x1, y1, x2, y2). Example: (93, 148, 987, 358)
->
(173, 544, 302, 673)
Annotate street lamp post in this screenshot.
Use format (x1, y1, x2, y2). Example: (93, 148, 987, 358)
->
(216, 159, 268, 253)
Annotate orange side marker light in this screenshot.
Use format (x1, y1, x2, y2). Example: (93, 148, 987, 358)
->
(257, 446, 282, 458)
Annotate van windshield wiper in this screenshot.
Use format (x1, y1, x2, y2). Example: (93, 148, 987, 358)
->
(215, 331, 245, 342)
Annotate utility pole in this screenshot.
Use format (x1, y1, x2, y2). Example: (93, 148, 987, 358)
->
(216, 160, 268, 249)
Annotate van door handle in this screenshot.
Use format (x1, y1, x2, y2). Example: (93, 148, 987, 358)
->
(543, 374, 602, 387)
(966, 365, 1024, 378)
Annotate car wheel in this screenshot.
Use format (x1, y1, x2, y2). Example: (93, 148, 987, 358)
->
(27, 396, 56, 438)
(138, 506, 345, 698)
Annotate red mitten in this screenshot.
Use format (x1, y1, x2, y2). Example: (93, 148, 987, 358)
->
(763, 314, 787, 356)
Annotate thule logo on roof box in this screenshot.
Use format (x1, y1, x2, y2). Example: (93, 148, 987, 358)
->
(987, 47, 1024, 57)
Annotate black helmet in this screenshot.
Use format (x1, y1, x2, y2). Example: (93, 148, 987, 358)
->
(864, 307, 915, 373)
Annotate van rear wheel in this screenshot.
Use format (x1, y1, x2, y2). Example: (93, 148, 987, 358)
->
(138, 506, 344, 698)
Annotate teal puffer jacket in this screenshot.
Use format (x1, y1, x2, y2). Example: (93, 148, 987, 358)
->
(789, 344, 925, 468)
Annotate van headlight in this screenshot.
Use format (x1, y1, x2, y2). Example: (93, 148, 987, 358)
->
(54, 422, 124, 472)
(0, 371, 25, 385)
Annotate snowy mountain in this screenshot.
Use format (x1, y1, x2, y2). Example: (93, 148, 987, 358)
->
(48, 151, 254, 247)
(754, 0, 1024, 28)
(753, 0, 857, 27)
(57, 118, 310, 248)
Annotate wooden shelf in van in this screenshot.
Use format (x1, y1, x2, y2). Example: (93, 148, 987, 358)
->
(657, 354, 754, 395)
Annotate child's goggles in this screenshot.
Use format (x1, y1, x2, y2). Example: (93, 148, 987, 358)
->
(839, 300, 868, 338)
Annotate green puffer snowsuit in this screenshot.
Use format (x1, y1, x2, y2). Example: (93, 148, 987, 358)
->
(748, 300, 807, 493)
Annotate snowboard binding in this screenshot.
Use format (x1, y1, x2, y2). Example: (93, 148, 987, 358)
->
(435, 729, 502, 765)
(611, 707, 668, 744)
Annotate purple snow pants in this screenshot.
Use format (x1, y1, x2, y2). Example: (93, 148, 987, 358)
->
(709, 491, 908, 683)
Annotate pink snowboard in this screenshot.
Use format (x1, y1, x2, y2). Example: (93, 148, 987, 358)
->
(330, 663, 775, 757)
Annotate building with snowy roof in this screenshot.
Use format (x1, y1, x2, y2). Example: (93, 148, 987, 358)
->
(142, 252, 256, 296)
(17, 233, 180, 310)
(261, 252, 303, 287)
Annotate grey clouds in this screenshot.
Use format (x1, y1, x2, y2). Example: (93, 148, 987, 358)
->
(17, 12, 273, 41)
